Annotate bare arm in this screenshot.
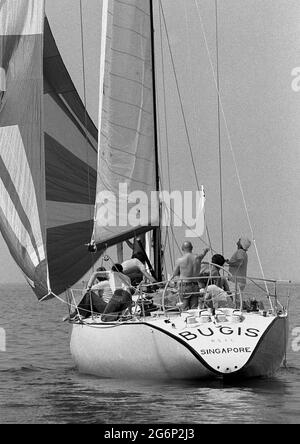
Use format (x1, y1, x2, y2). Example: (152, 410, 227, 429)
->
(194, 248, 210, 276)
(171, 260, 181, 280)
(198, 247, 210, 261)
(141, 269, 157, 283)
(134, 259, 157, 283)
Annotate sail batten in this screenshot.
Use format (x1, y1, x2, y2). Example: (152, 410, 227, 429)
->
(93, 0, 159, 249)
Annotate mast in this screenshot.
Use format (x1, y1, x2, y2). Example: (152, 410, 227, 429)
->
(215, 0, 224, 255)
(150, 0, 163, 281)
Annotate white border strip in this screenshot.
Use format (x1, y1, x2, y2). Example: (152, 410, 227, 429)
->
(92, 0, 109, 242)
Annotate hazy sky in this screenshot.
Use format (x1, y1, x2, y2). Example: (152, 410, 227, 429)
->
(1, 0, 300, 283)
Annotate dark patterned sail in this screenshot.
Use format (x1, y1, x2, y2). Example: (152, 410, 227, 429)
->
(0, 0, 49, 298)
(0, 1, 101, 299)
(44, 18, 102, 296)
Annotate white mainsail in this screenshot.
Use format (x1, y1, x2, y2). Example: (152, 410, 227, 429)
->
(93, 0, 159, 249)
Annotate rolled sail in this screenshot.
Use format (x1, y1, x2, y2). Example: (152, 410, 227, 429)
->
(93, 0, 159, 249)
(0, 0, 49, 298)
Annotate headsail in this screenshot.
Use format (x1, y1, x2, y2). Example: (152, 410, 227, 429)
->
(0, 0, 49, 298)
(92, 0, 159, 250)
(0, 1, 102, 299)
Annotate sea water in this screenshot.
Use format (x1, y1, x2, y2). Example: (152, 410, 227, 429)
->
(0, 283, 299, 424)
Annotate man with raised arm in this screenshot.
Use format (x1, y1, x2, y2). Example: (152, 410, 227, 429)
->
(226, 237, 251, 292)
(172, 241, 209, 310)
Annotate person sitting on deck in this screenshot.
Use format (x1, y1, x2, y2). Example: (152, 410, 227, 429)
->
(203, 284, 234, 309)
(66, 265, 133, 322)
(101, 264, 133, 322)
(66, 267, 109, 320)
(171, 241, 209, 310)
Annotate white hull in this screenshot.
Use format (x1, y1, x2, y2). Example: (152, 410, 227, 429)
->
(70, 311, 288, 380)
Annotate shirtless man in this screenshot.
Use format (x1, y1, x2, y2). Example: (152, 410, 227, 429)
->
(125, 235, 157, 285)
(122, 257, 156, 286)
(172, 241, 209, 310)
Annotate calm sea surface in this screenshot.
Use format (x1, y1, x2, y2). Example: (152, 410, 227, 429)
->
(0, 283, 299, 424)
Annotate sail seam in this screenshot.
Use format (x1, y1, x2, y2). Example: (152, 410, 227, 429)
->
(46, 92, 97, 154)
(113, 0, 150, 16)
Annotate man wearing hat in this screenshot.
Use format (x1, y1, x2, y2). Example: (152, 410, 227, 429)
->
(226, 237, 251, 291)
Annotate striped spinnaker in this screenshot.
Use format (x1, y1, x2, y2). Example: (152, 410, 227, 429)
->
(0, 0, 49, 298)
(0, 1, 102, 299)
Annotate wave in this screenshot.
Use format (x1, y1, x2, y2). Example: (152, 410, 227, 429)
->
(279, 365, 300, 376)
(0, 365, 45, 374)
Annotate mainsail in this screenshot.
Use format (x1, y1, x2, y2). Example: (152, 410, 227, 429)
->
(0, 0, 101, 299)
(92, 0, 159, 250)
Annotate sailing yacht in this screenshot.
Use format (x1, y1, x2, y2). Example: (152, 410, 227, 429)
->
(0, 0, 289, 380)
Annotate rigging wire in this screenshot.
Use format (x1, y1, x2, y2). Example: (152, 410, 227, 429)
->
(162, 200, 216, 254)
(194, 0, 268, 289)
(158, 0, 176, 265)
(159, 0, 200, 192)
(182, 2, 213, 255)
(156, 134, 175, 273)
(159, 0, 213, 253)
(157, 112, 175, 273)
(79, 0, 96, 269)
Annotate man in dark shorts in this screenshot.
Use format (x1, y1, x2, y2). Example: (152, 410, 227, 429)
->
(172, 241, 209, 310)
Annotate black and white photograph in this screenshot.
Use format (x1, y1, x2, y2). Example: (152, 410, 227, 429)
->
(0, 0, 299, 427)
